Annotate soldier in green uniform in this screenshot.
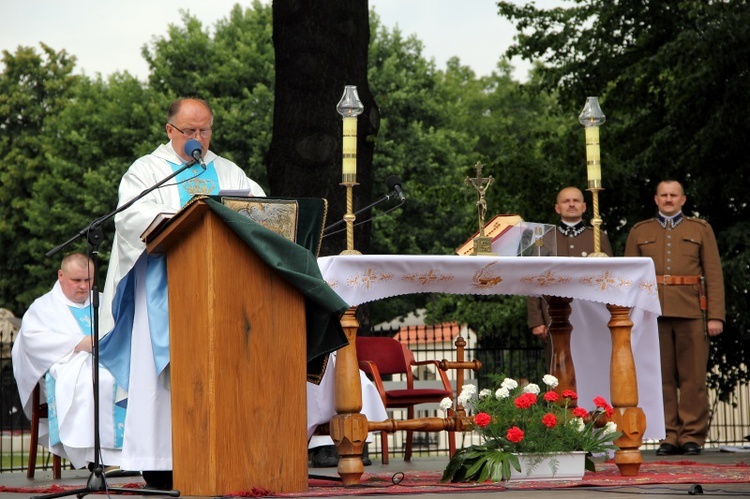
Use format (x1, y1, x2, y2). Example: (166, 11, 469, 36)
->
(625, 179, 725, 456)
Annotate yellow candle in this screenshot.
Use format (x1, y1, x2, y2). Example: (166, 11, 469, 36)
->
(342, 116, 357, 175)
(585, 126, 601, 182)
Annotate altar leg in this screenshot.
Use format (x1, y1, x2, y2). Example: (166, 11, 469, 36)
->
(546, 296, 577, 407)
(607, 304, 646, 476)
(330, 307, 367, 486)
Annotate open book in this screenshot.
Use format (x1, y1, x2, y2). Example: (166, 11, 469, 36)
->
(140, 212, 176, 242)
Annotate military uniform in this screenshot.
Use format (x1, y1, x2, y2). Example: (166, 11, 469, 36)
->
(527, 222, 613, 344)
(624, 213, 725, 448)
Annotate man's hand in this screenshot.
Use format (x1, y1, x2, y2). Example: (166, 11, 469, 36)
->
(74, 336, 93, 353)
(531, 324, 548, 341)
(707, 319, 723, 337)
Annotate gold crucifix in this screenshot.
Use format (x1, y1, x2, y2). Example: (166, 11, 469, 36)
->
(465, 162, 496, 255)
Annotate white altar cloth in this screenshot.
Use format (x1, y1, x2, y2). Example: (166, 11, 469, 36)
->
(318, 254, 666, 441)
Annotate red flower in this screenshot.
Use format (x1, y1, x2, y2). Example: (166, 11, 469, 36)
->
(543, 391, 559, 403)
(593, 396, 608, 409)
(506, 426, 525, 443)
(605, 406, 614, 418)
(541, 413, 557, 428)
(572, 407, 589, 418)
(562, 390, 578, 400)
(474, 412, 492, 428)
(514, 392, 538, 409)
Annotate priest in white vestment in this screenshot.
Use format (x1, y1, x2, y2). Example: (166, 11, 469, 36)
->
(99, 98, 385, 487)
(12, 253, 123, 469)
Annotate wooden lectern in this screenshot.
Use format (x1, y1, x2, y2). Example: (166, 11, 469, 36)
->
(147, 200, 309, 496)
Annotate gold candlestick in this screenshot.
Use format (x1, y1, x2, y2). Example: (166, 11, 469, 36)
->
(579, 96, 608, 258)
(465, 162, 497, 256)
(336, 85, 364, 255)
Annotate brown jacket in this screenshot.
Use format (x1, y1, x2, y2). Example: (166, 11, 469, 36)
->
(526, 225, 613, 328)
(624, 217, 725, 321)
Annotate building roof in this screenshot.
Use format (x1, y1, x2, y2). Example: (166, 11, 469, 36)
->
(393, 322, 464, 345)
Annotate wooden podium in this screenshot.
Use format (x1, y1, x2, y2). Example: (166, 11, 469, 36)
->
(147, 200, 309, 496)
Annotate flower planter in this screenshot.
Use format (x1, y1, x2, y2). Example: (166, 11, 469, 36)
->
(509, 451, 586, 481)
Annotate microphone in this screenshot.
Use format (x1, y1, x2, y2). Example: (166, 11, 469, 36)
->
(386, 175, 406, 202)
(184, 139, 206, 169)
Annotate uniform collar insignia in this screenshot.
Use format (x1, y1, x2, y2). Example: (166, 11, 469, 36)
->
(557, 221, 586, 237)
(657, 212, 684, 230)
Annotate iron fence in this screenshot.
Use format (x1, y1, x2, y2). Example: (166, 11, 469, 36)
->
(2, 324, 748, 473)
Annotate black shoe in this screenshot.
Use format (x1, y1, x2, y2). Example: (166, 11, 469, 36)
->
(656, 443, 682, 456)
(142, 470, 173, 490)
(682, 442, 702, 455)
(309, 445, 339, 468)
(361, 443, 372, 466)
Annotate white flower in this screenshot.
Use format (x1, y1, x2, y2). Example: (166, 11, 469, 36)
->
(478, 388, 493, 399)
(542, 374, 559, 388)
(439, 397, 454, 411)
(569, 417, 586, 432)
(462, 384, 477, 396)
(457, 384, 477, 405)
(501, 378, 518, 390)
(523, 383, 540, 395)
(495, 386, 510, 399)
(602, 421, 618, 435)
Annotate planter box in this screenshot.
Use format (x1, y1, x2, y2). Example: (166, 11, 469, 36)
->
(509, 452, 586, 481)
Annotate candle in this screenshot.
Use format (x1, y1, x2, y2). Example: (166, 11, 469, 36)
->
(342, 116, 357, 176)
(585, 125, 601, 182)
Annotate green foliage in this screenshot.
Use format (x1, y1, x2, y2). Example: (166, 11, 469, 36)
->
(441, 374, 620, 482)
(497, 0, 750, 402)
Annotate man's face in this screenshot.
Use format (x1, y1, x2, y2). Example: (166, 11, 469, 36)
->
(554, 188, 586, 223)
(58, 262, 93, 304)
(654, 181, 686, 217)
(166, 100, 213, 163)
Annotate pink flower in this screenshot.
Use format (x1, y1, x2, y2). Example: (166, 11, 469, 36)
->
(541, 413, 557, 428)
(506, 426, 525, 443)
(474, 412, 492, 428)
(543, 391, 559, 403)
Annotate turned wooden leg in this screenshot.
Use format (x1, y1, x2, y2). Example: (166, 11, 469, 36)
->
(607, 304, 646, 476)
(331, 307, 367, 486)
(546, 296, 577, 407)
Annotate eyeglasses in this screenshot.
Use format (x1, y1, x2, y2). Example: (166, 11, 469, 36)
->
(169, 123, 212, 139)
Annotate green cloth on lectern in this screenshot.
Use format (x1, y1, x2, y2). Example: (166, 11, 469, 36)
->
(203, 198, 349, 376)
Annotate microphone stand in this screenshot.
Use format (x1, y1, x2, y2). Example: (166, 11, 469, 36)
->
(323, 190, 405, 235)
(34, 160, 200, 499)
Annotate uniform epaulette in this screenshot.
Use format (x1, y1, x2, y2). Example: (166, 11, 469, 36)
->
(685, 216, 709, 226)
(631, 218, 657, 229)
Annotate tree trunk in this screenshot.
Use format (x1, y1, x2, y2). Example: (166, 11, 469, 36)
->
(270, 0, 377, 256)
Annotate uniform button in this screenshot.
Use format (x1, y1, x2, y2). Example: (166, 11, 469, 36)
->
(582, 252, 588, 257)
(570, 244, 574, 249)
(667, 243, 671, 246)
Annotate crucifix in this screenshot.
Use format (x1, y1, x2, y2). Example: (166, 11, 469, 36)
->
(465, 162, 496, 256)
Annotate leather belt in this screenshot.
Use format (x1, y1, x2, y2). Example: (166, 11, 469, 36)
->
(656, 275, 701, 285)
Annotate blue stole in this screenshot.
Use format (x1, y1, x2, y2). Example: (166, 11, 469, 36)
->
(100, 159, 220, 406)
(47, 305, 126, 448)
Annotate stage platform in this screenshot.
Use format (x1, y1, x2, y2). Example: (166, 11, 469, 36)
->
(1, 448, 748, 499)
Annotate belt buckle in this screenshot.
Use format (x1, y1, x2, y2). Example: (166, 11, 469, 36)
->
(662, 274, 671, 285)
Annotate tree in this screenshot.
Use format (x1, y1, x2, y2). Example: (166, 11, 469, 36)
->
(497, 0, 750, 396)
(270, 0, 375, 256)
(0, 44, 81, 313)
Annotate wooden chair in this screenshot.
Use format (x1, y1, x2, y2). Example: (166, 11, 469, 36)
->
(27, 383, 62, 479)
(356, 336, 457, 465)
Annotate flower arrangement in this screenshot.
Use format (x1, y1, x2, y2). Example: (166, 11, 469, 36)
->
(441, 373, 621, 482)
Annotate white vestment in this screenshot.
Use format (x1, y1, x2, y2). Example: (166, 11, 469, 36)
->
(12, 282, 122, 469)
(100, 142, 385, 470)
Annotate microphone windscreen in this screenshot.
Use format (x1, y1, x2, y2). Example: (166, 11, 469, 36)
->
(184, 138, 202, 158)
(386, 174, 402, 190)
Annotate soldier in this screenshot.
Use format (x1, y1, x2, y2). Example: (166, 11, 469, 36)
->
(527, 186, 613, 349)
(625, 179, 725, 456)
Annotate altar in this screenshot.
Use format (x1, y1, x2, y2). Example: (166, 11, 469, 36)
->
(318, 254, 666, 482)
